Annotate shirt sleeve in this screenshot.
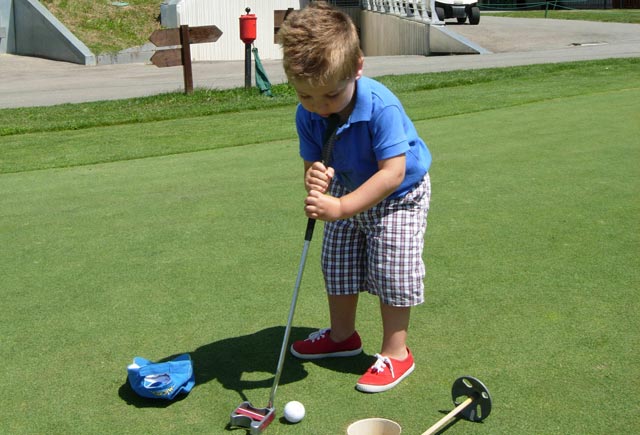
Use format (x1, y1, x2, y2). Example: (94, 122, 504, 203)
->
(369, 105, 410, 161)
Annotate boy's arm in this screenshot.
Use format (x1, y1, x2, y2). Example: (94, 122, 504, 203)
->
(305, 154, 406, 221)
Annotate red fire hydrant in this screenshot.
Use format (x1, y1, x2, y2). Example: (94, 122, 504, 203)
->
(239, 8, 257, 88)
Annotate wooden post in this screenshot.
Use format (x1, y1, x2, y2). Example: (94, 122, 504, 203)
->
(179, 25, 194, 94)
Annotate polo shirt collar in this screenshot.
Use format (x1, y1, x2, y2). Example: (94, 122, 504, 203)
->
(307, 76, 373, 125)
(348, 76, 373, 124)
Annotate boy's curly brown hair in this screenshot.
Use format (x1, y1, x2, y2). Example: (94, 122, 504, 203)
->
(277, 2, 363, 86)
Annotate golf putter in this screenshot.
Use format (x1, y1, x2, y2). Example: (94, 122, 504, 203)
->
(230, 114, 341, 434)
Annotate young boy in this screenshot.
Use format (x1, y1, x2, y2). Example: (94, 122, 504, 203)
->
(277, 2, 432, 393)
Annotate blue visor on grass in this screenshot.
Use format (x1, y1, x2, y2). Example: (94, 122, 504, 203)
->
(127, 353, 195, 400)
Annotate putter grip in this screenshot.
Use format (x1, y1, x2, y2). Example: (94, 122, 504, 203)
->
(304, 218, 316, 242)
(304, 114, 340, 242)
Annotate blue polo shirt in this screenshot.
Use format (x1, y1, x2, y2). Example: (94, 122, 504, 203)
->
(297, 76, 431, 198)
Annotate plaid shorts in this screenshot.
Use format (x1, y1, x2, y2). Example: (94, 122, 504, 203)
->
(321, 174, 431, 307)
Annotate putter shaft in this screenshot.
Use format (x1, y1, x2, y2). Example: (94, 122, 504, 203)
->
(268, 236, 312, 407)
(229, 115, 340, 433)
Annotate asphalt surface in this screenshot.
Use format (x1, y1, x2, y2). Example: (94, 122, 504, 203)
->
(0, 16, 638, 109)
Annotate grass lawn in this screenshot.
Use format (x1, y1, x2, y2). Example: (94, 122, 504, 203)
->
(40, 0, 162, 55)
(1, 59, 639, 434)
(482, 9, 640, 24)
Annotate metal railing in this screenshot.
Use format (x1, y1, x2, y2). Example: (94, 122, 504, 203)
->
(355, 0, 444, 24)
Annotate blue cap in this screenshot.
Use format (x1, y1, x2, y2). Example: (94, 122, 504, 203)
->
(127, 353, 195, 400)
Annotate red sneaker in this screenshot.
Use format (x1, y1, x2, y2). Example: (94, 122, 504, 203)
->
(290, 328, 362, 360)
(355, 348, 415, 393)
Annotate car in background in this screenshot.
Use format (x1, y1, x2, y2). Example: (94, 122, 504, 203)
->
(433, 0, 480, 25)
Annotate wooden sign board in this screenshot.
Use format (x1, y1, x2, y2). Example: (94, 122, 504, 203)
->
(150, 49, 182, 68)
(148, 25, 223, 94)
(149, 25, 222, 47)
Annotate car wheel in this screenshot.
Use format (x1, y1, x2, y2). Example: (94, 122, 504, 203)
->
(436, 7, 445, 21)
(469, 6, 480, 25)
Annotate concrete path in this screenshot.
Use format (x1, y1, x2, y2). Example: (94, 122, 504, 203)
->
(449, 16, 640, 53)
(0, 16, 638, 109)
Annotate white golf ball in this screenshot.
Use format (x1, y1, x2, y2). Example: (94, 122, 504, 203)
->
(283, 400, 305, 423)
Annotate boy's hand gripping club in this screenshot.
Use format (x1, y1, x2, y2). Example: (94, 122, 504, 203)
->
(304, 113, 341, 240)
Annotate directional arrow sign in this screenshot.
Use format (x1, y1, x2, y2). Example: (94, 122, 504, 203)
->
(149, 28, 180, 47)
(189, 25, 223, 44)
(149, 25, 223, 47)
(150, 49, 183, 68)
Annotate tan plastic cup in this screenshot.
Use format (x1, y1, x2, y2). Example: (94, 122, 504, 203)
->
(347, 418, 402, 435)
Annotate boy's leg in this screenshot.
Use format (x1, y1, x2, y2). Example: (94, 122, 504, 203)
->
(290, 179, 364, 358)
(328, 294, 359, 342)
(355, 176, 430, 392)
(379, 303, 410, 360)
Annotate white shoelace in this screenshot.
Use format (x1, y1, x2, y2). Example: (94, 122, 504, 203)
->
(370, 354, 395, 379)
(306, 328, 331, 342)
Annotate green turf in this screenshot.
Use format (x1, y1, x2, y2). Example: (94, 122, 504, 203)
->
(1, 59, 639, 434)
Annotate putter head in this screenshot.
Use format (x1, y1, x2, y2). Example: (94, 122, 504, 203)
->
(230, 401, 275, 434)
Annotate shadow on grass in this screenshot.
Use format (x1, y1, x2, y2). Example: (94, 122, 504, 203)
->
(119, 326, 374, 408)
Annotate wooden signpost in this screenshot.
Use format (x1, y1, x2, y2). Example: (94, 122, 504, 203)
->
(149, 25, 223, 94)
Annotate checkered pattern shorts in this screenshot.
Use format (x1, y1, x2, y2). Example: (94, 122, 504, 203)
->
(321, 174, 431, 307)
